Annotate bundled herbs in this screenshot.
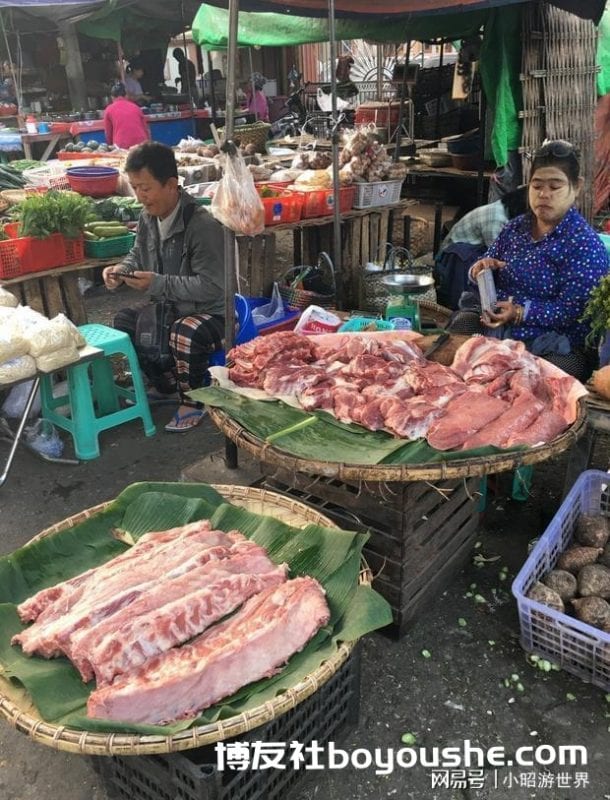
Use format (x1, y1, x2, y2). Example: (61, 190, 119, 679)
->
(581, 272, 610, 345)
(15, 191, 93, 239)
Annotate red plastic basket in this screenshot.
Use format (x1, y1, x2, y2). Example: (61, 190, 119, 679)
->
(291, 185, 355, 219)
(0, 239, 22, 279)
(3, 223, 65, 273)
(66, 167, 119, 198)
(61, 235, 85, 265)
(257, 185, 303, 226)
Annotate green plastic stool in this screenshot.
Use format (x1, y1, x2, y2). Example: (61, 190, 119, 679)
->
(40, 323, 156, 460)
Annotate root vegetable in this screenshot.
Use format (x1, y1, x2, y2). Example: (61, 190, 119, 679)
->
(592, 365, 610, 400)
(598, 543, 610, 568)
(542, 569, 577, 601)
(526, 581, 564, 612)
(557, 545, 603, 574)
(575, 514, 610, 548)
(577, 563, 610, 598)
(571, 596, 610, 630)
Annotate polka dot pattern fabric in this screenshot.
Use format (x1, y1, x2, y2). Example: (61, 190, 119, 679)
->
(485, 207, 610, 349)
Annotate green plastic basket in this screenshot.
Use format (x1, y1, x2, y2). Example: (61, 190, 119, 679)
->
(84, 232, 136, 259)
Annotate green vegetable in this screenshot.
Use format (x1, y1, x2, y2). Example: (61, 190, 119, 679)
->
(83, 230, 99, 241)
(582, 272, 610, 345)
(7, 160, 39, 173)
(16, 190, 93, 239)
(93, 226, 130, 238)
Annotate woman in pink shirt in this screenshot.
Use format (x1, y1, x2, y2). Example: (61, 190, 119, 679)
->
(245, 72, 269, 122)
(103, 83, 150, 149)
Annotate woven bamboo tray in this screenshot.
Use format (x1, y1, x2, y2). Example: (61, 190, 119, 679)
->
(208, 400, 588, 482)
(0, 485, 363, 755)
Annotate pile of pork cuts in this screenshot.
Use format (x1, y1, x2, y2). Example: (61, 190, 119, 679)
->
(12, 520, 329, 725)
(227, 331, 586, 450)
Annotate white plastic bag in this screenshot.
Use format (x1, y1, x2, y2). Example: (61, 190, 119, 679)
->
(0, 354, 36, 384)
(28, 314, 78, 357)
(211, 149, 265, 236)
(25, 418, 64, 458)
(1, 380, 41, 419)
(252, 283, 285, 327)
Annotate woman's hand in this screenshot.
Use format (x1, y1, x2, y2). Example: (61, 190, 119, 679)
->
(481, 299, 519, 329)
(470, 257, 506, 280)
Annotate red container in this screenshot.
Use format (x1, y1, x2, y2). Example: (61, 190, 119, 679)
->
(291, 185, 355, 219)
(3, 223, 65, 273)
(0, 239, 22, 279)
(256, 185, 303, 226)
(62, 235, 85, 265)
(66, 167, 119, 197)
(354, 101, 402, 128)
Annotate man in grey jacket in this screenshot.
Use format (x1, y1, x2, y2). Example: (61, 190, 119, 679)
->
(103, 142, 225, 431)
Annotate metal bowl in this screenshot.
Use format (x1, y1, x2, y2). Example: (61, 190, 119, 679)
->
(380, 273, 435, 294)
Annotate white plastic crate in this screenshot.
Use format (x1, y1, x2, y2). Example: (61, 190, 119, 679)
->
(352, 178, 404, 209)
(512, 470, 610, 691)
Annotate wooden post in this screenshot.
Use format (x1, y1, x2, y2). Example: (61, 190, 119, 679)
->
(58, 22, 87, 112)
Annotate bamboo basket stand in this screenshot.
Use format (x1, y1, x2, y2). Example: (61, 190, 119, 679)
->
(208, 401, 587, 635)
(0, 485, 366, 755)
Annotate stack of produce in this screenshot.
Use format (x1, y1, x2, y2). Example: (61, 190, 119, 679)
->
(225, 331, 586, 450)
(339, 129, 407, 184)
(83, 219, 131, 242)
(0, 163, 26, 191)
(528, 515, 610, 632)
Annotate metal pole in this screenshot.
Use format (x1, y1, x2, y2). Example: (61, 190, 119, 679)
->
(328, 0, 343, 309)
(248, 47, 258, 120)
(224, 0, 240, 469)
(376, 43, 383, 100)
(393, 40, 411, 162)
(206, 48, 218, 121)
(180, 1, 197, 137)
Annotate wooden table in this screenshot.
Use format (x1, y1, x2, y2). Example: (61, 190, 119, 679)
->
(20, 132, 72, 162)
(0, 258, 115, 325)
(236, 198, 418, 307)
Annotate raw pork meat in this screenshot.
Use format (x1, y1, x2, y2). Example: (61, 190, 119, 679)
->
(461, 393, 545, 449)
(14, 529, 249, 657)
(74, 557, 287, 685)
(87, 577, 330, 724)
(505, 410, 568, 447)
(426, 391, 509, 451)
(16, 520, 218, 624)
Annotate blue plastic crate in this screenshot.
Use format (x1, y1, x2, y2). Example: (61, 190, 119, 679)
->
(512, 470, 610, 690)
(247, 296, 300, 335)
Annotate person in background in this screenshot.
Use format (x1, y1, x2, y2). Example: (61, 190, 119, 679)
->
(450, 140, 610, 380)
(102, 143, 226, 432)
(124, 61, 149, 104)
(245, 72, 269, 122)
(172, 48, 198, 102)
(103, 83, 150, 149)
(435, 186, 527, 310)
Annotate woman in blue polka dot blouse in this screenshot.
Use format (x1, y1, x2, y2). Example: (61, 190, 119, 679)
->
(465, 140, 609, 379)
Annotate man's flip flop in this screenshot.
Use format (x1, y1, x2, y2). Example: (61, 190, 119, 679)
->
(164, 408, 206, 432)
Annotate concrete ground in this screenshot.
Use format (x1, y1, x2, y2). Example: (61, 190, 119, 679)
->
(1, 270, 609, 800)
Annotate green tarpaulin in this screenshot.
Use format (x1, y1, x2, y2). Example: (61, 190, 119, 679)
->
(193, 2, 522, 167)
(192, 3, 487, 48)
(597, 4, 610, 96)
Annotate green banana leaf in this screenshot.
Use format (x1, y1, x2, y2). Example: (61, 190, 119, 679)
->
(190, 386, 525, 465)
(0, 482, 392, 735)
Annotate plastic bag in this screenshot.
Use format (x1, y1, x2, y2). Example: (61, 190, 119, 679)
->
(252, 283, 285, 327)
(0, 354, 36, 384)
(25, 418, 64, 458)
(28, 313, 80, 357)
(0, 287, 18, 308)
(211, 149, 265, 236)
(1, 379, 41, 419)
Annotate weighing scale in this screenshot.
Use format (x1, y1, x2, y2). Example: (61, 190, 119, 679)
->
(381, 273, 435, 332)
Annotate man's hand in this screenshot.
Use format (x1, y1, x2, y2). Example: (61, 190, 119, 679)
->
(102, 265, 126, 289)
(481, 299, 518, 329)
(122, 271, 154, 291)
(470, 257, 507, 280)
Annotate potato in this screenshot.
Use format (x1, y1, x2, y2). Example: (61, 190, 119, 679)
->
(542, 569, 577, 601)
(557, 545, 603, 574)
(575, 514, 610, 548)
(526, 581, 564, 612)
(598, 543, 610, 568)
(571, 596, 610, 630)
(577, 563, 610, 598)
(244, 143, 258, 156)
